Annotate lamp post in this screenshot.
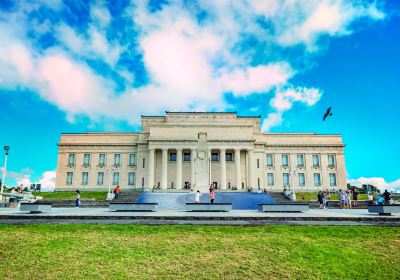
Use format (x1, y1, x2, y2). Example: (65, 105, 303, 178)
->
(107, 168, 114, 200)
(290, 170, 297, 201)
(0, 146, 10, 201)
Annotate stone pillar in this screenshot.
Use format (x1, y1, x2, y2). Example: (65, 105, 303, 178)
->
(208, 148, 212, 186)
(191, 148, 196, 188)
(220, 148, 226, 190)
(161, 148, 168, 189)
(234, 148, 241, 189)
(247, 149, 254, 189)
(148, 148, 155, 189)
(176, 148, 183, 189)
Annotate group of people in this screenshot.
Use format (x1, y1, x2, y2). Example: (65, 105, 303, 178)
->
(8, 187, 24, 208)
(367, 190, 392, 206)
(193, 184, 216, 204)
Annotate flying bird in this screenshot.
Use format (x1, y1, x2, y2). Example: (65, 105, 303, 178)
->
(323, 107, 333, 121)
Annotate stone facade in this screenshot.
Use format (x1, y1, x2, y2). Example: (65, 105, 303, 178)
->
(55, 112, 347, 192)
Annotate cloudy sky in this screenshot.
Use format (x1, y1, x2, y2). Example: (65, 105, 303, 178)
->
(0, 0, 399, 190)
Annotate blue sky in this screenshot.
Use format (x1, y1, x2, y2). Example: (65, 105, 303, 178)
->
(0, 0, 399, 190)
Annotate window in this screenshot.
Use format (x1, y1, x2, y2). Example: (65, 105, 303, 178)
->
(97, 172, 104, 185)
(329, 173, 337, 186)
(183, 152, 191, 161)
(312, 155, 320, 168)
(113, 172, 120, 185)
(66, 172, 73, 185)
(82, 172, 88, 185)
(128, 172, 135, 186)
(142, 158, 145, 168)
(328, 155, 336, 168)
(99, 154, 106, 166)
(267, 173, 274, 186)
(266, 154, 274, 167)
(283, 173, 290, 186)
(314, 173, 321, 186)
(298, 173, 305, 186)
(68, 154, 75, 166)
(129, 154, 136, 166)
(226, 152, 233, 161)
(211, 152, 219, 161)
(114, 154, 121, 166)
(297, 154, 304, 167)
(282, 154, 289, 167)
(169, 152, 176, 161)
(83, 154, 90, 166)
(257, 159, 260, 169)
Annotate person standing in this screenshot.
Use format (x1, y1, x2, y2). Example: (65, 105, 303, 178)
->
(210, 189, 215, 204)
(383, 190, 391, 205)
(367, 192, 374, 205)
(75, 190, 81, 208)
(317, 191, 323, 209)
(195, 190, 201, 203)
(353, 188, 360, 207)
(345, 190, 352, 209)
(114, 185, 121, 199)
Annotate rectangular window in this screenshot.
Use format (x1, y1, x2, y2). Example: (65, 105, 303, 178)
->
(113, 172, 120, 185)
(257, 159, 260, 169)
(297, 154, 304, 167)
(68, 154, 75, 166)
(97, 172, 104, 185)
(226, 152, 233, 161)
(169, 152, 177, 161)
(328, 155, 336, 168)
(266, 154, 273, 167)
(312, 155, 320, 168)
(82, 172, 88, 185)
(114, 154, 121, 166)
(99, 154, 106, 166)
(129, 154, 136, 166)
(329, 173, 337, 186)
(267, 173, 274, 186)
(66, 172, 73, 185)
(183, 152, 191, 161)
(211, 152, 219, 161)
(282, 154, 289, 167)
(314, 173, 321, 186)
(283, 173, 290, 186)
(128, 172, 135, 186)
(143, 158, 145, 168)
(83, 154, 90, 166)
(298, 173, 305, 186)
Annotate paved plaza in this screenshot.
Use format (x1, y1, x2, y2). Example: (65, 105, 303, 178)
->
(0, 207, 399, 226)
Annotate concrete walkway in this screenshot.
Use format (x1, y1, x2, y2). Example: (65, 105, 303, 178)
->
(0, 207, 399, 226)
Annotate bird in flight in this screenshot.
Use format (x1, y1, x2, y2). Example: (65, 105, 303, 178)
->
(323, 107, 333, 121)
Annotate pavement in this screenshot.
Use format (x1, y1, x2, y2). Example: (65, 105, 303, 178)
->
(0, 207, 399, 226)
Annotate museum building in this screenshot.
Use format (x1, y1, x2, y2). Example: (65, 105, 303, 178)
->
(55, 112, 347, 192)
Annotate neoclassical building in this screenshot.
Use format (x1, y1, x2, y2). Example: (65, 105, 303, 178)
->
(55, 112, 347, 192)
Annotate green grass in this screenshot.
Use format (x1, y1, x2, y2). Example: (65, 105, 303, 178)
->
(296, 192, 368, 201)
(0, 225, 398, 279)
(32, 191, 107, 200)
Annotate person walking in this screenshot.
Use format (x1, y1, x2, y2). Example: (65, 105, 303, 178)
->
(210, 189, 215, 204)
(75, 190, 81, 208)
(195, 190, 201, 203)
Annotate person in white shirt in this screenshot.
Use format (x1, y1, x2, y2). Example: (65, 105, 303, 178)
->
(195, 190, 201, 203)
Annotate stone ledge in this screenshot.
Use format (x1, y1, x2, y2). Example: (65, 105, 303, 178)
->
(258, 204, 309, 213)
(185, 203, 233, 212)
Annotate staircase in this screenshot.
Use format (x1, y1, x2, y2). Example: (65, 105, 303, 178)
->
(112, 190, 143, 202)
(268, 192, 291, 203)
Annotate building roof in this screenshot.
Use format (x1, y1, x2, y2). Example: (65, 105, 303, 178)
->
(141, 111, 261, 118)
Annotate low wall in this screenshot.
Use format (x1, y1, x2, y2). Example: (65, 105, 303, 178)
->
(41, 199, 109, 208)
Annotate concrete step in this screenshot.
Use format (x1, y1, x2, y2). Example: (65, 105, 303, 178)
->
(268, 192, 291, 203)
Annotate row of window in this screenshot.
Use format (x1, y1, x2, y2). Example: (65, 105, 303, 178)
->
(68, 153, 137, 167)
(66, 171, 135, 186)
(266, 154, 336, 168)
(266, 173, 337, 187)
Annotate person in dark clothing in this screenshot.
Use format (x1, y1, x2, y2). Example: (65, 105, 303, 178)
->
(352, 188, 360, 207)
(383, 190, 391, 205)
(317, 191, 323, 209)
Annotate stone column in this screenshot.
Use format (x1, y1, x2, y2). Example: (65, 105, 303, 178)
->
(234, 148, 241, 189)
(176, 148, 183, 189)
(148, 148, 155, 189)
(161, 148, 168, 189)
(220, 148, 226, 190)
(208, 149, 212, 185)
(191, 148, 196, 188)
(247, 149, 254, 189)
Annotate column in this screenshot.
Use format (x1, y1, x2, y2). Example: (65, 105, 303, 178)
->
(247, 149, 254, 189)
(234, 148, 241, 189)
(176, 148, 182, 189)
(148, 148, 155, 189)
(161, 148, 168, 189)
(208, 148, 212, 185)
(191, 148, 196, 188)
(220, 148, 226, 190)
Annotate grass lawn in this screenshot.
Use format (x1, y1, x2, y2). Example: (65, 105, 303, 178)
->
(296, 192, 368, 201)
(32, 191, 107, 200)
(0, 225, 398, 279)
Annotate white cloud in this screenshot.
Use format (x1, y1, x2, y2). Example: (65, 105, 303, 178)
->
(348, 177, 400, 191)
(1, 168, 55, 191)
